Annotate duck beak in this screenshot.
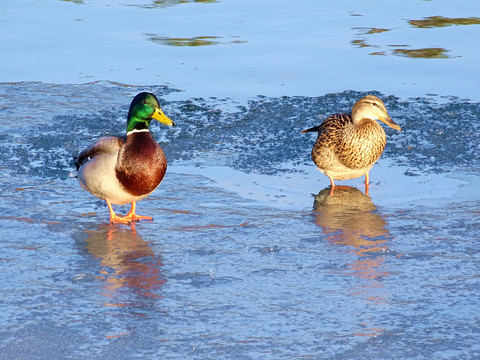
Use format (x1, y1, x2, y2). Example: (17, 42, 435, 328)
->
(379, 115, 401, 131)
(152, 107, 176, 126)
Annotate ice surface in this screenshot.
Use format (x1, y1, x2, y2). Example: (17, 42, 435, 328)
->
(1, 0, 480, 357)
(1, 81, 479, 359)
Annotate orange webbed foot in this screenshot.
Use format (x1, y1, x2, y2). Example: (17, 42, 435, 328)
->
(124, 202, 153, 222)
(124, 213, 153, 222)
(109, 213, 135, 224)
(106, 201, 153, 224)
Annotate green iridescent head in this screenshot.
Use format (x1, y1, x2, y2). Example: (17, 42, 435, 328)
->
(126, 92, 175, 133)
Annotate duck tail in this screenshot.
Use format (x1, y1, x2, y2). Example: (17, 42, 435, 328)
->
(73, 156, 81, 171)
(302, 125, 321, 134)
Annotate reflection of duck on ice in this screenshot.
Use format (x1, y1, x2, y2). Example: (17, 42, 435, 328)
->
(313, 186, 392, 337)
(85, 224, 166, 306)
(313, 186, 390, 280)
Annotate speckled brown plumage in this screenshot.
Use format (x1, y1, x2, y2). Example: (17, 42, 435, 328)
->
(311, 113, 387, 175)
(303, 95, 401, 195)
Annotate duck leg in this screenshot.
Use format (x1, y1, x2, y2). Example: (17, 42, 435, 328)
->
(124, 202, 153, 222)
(365, 172, 370, 196)
(329, 177, 336, 196)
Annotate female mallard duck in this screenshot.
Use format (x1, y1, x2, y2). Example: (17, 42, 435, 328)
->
(74, 92, 175, 224)
(302, 95, 401, 195)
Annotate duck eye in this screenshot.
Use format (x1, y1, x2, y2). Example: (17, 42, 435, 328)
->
(373, 102, 378, 107)
(142, 99, 148, 105)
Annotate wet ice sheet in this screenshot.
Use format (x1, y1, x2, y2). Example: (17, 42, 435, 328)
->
(2, 0, 480, 356)
(170, 158, 478, 211)
(1, 81, 480, 359)
(1, 168, 479, 359)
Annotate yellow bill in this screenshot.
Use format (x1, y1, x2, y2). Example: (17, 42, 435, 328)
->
(152, 107, 176, 126)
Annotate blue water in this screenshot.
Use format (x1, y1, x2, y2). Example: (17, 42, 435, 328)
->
(1, 1, 480, 359)
(2, 0, 480, 101)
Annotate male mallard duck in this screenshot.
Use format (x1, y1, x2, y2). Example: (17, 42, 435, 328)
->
(302, 95, 401, 195)
(74, 92, 175, 224)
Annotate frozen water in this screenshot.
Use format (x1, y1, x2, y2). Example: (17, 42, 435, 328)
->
(0, 81, 479, 359)
(1, 0, 480, 358)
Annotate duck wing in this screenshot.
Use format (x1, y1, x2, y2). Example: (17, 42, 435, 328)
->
(316, 113, 351, 147)
(74, 136, 125, 171)
(303, 113, 352, 156)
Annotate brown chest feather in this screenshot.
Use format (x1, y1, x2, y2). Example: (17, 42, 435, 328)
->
(115, 132, 167, 196)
